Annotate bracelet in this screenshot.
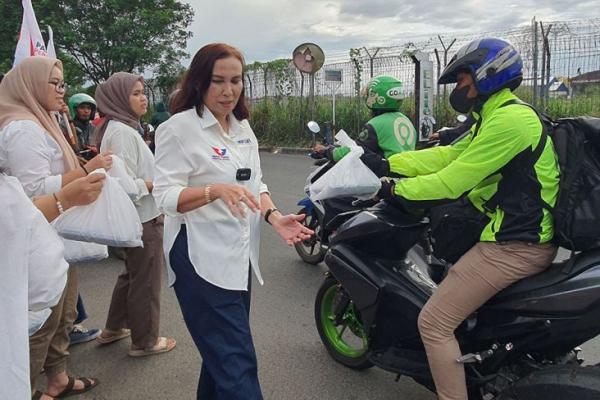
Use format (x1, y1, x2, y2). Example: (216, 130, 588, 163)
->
(81, 165, 89, 175)
(264, 208, 279, 225)
(204, 184, 212, 203)
(53, 193, 65, 214)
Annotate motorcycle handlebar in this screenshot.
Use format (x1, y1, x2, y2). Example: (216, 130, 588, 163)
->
(309, 151, 326, 160)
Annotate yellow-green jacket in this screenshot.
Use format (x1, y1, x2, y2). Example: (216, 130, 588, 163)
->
(388, 89, 560, 243)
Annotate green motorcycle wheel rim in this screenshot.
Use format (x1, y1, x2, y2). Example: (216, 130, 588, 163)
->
(320, 284, 368, 358)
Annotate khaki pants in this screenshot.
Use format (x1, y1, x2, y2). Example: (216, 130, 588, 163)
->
(105, 217, 164, 348)
(29, 265, 78, 387)
(417, 241, 557, 400)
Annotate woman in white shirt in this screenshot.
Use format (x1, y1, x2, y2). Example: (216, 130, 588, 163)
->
(153, 43, 313, 400)
(94, 72, 175, 357)
(0, 57, 110, 399)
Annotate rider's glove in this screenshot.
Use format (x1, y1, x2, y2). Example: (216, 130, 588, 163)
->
(376, 179, 396, 201)
(360, 151, 390, 178)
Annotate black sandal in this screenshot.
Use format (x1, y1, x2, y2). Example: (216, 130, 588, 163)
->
(55, 376, 99, 398)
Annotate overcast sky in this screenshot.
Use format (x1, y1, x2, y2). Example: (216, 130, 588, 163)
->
(184, 0, 598, 64)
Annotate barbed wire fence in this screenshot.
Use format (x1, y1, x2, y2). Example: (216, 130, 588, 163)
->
(245, 17, 600, 145)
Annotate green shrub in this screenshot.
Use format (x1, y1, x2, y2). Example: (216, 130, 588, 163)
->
(249, 92, 600, 147)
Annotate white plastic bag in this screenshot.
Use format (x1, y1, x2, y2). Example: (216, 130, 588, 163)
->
(334, 129, 357, 147)
(108, 155, 138, 199)
(62, 238, 108, 263)
(53, 169, 143, 247)
(310, 146, 381, 201)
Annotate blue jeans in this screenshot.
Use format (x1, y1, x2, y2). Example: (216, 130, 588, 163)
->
(170, 225, 263, 400)
(74, 294, 87, 324)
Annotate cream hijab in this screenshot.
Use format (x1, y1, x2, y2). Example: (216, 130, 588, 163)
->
(0, 56, 79, 172)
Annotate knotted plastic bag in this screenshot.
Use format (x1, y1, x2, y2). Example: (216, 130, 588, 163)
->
(62, 239, 109, 263)
(53, 169, 143, 247)
(108, 155, 138, 199)
(310, 146, 381, 201)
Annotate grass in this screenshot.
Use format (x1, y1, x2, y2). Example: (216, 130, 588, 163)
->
(249, 92, 600, 147)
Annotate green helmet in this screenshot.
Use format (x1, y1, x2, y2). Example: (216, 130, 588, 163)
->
(68, 93, 97, 118)
(364, 75, 403, 110)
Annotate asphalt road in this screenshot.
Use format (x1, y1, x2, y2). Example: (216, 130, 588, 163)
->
(50, 152, 599, 400)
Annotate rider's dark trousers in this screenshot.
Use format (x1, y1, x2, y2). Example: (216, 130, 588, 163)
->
(418, 241, 556, 400)
(170, 225, 263, 400)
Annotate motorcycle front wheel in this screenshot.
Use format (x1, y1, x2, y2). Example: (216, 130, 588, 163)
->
(294, 207, 326, 264)
(314, 276, 373, 370)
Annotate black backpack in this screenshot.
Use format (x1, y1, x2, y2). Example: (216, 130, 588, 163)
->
(543, 115, 600, 251)
(493, 100, 600, 251)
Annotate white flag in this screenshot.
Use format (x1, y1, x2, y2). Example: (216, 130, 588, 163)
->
(47, 25, 56, 59)
(13, 0, 49, 67)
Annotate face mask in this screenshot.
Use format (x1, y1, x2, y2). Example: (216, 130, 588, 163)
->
(449, 85, 476, 113)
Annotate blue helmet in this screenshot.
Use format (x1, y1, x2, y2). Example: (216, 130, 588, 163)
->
(438, 38, 523, 96)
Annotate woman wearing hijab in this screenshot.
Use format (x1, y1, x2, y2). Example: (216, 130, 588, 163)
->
(0, 56, 111, 399)
(94, 72, 176, 357)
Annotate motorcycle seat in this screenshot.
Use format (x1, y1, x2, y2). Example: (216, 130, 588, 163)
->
(494, 248, 600, 300)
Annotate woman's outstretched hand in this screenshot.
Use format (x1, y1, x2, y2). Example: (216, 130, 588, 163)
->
(271, 213, 314, 246)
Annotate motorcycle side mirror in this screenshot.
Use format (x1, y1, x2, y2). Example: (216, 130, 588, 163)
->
(307, 121, 321, 134)
(456, 114, 468, 124)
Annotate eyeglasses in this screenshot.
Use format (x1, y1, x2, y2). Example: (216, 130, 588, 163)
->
(48, 80, 68, 93)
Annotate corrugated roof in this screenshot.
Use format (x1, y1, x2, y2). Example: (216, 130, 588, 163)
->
(572, 70, 600, 83)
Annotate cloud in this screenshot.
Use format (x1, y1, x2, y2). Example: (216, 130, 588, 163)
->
(183, 0, 598, 64)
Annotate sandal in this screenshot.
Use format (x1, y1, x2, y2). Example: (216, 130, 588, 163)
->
(128, 336, 176, 357)
(96, 328, 131, 345)
(54, 376, 99, 398)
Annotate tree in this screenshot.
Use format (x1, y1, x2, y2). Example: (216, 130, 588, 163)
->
(1, 0, 193, 85)
(0, 0, 25, 73)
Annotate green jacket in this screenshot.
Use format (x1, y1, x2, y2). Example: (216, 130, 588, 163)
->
(332, 111, 416, 161)
(388, 89, 560, 243)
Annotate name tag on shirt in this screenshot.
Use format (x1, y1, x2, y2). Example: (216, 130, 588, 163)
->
(237, 138, 252, 146)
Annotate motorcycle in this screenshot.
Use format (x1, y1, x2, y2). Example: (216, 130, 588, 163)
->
(294, 121, 377, 265)
(315, 201, 600, 399)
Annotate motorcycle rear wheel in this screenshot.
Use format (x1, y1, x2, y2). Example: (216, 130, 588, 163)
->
(497, 365, 600, 400)
(294, 207, 326, 264)
(315, 276, 373, 370)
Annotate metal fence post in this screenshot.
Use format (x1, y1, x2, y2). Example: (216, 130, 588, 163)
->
(532, 17, 539, 107)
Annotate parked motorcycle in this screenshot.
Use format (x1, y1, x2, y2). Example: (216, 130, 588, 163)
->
(315, 201, 600, 399)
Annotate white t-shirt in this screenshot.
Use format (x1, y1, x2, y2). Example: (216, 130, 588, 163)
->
(0, 175, 68, 399)
(153, 107, 269, 290)
(100, 120, 160, 223)
(0, 120, 64, 197)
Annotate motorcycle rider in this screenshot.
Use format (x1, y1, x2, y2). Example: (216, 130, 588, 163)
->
(68, 93, 98, 159)
(367, 38, 560, 400)
(314, 75, 417, 161)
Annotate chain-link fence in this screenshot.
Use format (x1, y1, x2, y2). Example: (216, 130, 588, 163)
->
(246, 18, 600, 145)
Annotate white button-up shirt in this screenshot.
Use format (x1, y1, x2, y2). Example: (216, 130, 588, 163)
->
(153, 107, 268, 290)
(100, 120, 160, 223)
(0, 120, 64, 197)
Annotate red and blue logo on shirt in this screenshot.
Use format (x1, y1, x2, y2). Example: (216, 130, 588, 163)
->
(211, 146, 230, 160)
